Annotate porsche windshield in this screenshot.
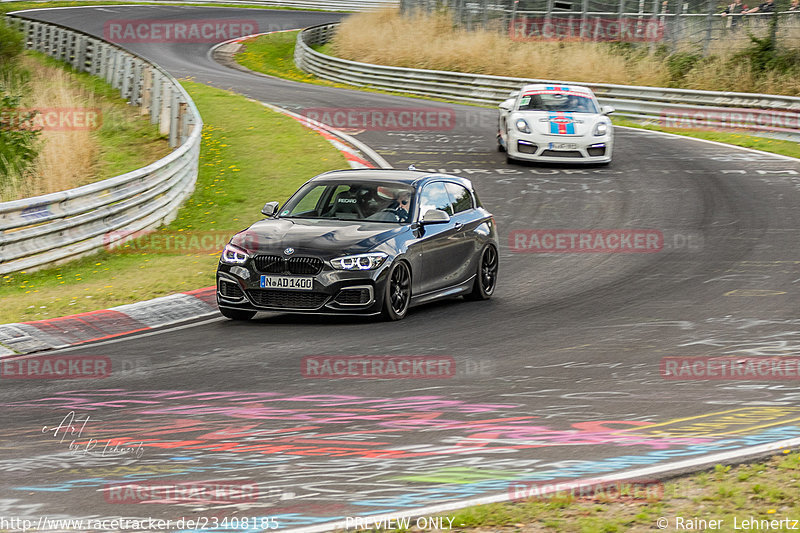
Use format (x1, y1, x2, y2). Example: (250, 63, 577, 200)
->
(279, 182, 416, 223)
(518, 92, 598, 113)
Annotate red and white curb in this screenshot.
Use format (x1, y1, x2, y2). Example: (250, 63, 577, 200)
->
(0, 287, 217, 356)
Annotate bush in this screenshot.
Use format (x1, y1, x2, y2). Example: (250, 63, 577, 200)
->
(0, 18, 24, 67)
(0, 20, 39, 182)
(666, 51, 703, 84)
(732, 27, 800, 74)
(0, 93, 40, 178)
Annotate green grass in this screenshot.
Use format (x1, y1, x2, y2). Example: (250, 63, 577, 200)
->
(235, 31, 483, 106)
(236, 31, 800, 161)
(236, 30, 343, 86)
(0, 80, 347, 325)
(357, 451, 800, 533)
(612, 117, 800, 160)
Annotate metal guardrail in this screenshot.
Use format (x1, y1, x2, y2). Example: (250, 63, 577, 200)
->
(0, 15, 202, 275)
(296, 22, 800, 142)
(0, 0, 399, 11)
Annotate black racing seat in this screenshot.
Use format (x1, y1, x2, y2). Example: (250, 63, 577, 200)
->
(325, 189, 365, 219)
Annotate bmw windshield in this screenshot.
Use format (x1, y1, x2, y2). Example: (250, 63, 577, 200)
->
(279, 181, 416, 224)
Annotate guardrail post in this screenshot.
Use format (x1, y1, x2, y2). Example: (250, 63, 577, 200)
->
(703, 0, 714, 54)
(141, 67, 153, 117)
(177, 101, 189, 145)
(104, 45, 115, 84)
(47, 26, 55, 56)
(580, 0, 589, 36)
(38, 24, 47, 53)
(169, 91, 180, 147)
(545, 0, 555, 26)
(89, 40, 101, 76)
(75, 36, 88, 72)
(18, 18, 28, 41)
(105, 46, 115, 85)
(68, 31, 78, 66)
(160, 85, 172, 137)
(151, 71, 163, 125)
(113, 51, 124, 91)
(120, 56, 132, 99)
(130, 59, 142, 106)
(59, 28, 69, 63)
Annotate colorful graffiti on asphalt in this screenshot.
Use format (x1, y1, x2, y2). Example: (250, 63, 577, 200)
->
(4, 389, 800, 528)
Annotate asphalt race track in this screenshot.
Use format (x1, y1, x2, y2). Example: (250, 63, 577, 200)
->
(3, 6, 800, 531)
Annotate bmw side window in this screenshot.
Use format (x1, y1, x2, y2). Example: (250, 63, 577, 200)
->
(444, 183, 473, 214)
(418, 182, 454, 218)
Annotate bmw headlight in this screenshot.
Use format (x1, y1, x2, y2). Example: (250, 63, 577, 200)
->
(221, 243, 249, 264)
(331, 252, 388, 271)
(515, 118, 532, 134)
(594, 122, 609, 136)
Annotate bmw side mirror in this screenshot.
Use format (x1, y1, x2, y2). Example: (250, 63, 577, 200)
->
(421, 209, 451, 225)
(261, 201, 279, 217)
(601, 105, 615, 115)
(499, 99, 514, 111)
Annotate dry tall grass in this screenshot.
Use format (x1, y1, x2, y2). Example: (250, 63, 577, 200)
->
(21, 55, 98, 197)
(331, 10, 669, 86)
(331, 9, 800, 95)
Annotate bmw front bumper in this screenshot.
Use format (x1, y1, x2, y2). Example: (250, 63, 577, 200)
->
(216, 260, 391, 315)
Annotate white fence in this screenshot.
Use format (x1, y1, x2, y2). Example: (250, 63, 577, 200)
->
(0, 15, 202, 274)
(400, 0, 800, 52)
(295, 22, 800, 142)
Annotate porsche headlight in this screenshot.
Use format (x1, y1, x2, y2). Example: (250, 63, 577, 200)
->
(515, 118, 532, 134)
(331, 252, 388, 271)
(221, 243, 249, 264)
(594, 122, 609, 136)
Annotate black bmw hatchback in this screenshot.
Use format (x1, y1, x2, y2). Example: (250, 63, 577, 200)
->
(216, 169, 499, 321)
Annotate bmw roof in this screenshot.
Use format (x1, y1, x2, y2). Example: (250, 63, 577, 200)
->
(309, 169, 473, 188)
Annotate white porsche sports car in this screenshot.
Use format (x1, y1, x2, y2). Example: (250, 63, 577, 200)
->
(498, 84, 614, 164)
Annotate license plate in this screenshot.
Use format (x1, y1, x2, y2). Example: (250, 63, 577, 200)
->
(548, 142, 577, 150)
(260, 276, 314, 290)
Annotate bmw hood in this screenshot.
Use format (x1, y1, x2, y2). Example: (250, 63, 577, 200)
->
(515, 111, 598, 137)
(229, 218, 404, 258)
